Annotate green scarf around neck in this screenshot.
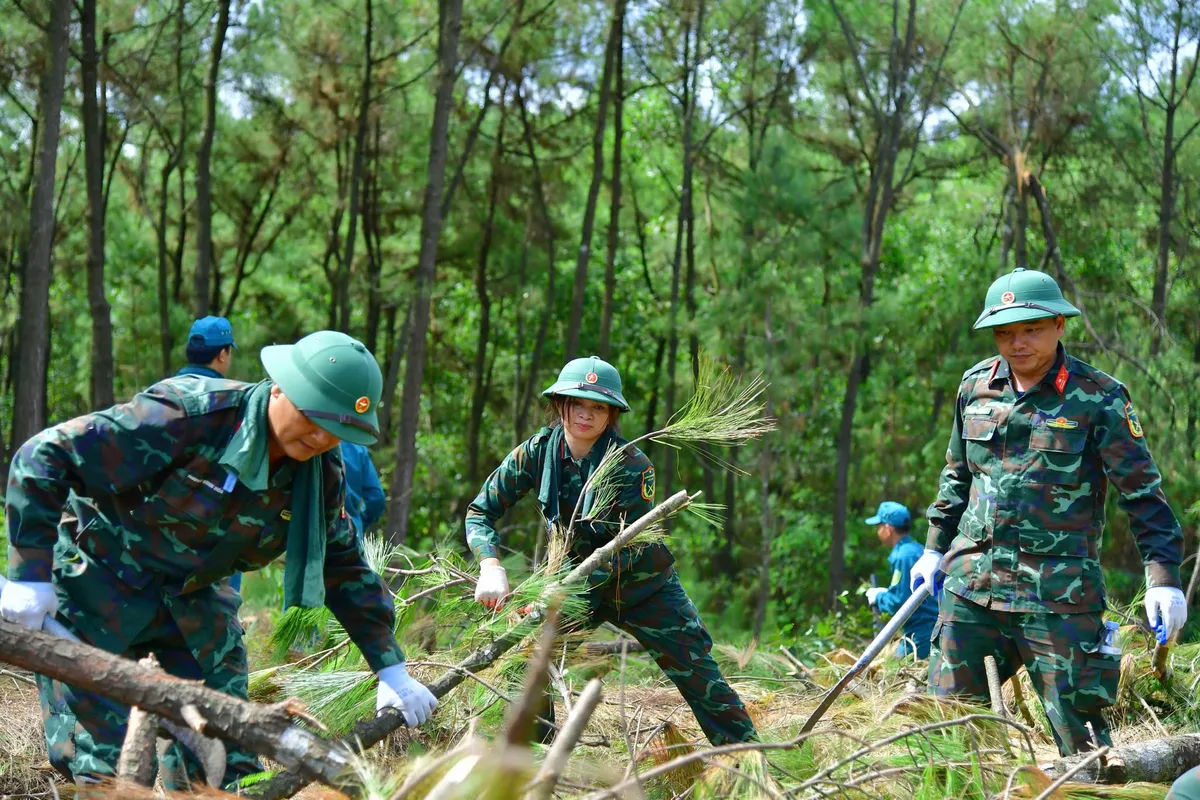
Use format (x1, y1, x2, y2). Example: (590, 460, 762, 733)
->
(536, 424, 617, 528)
(219, 380, 326, 608)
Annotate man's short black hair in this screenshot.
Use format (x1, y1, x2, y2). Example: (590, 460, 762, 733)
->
(186, 342, 232, 366)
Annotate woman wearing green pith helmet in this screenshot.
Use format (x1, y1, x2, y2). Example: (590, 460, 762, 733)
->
(465, 356, 758, 745)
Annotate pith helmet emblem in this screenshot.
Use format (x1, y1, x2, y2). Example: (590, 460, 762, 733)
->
(585, 371, 598, 384)
(355, 396, 370, 413)
(1001, 291, 1016, 304)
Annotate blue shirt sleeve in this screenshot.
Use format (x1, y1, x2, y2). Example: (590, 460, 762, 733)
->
(360, 456, 386, 531)
(875, 546, 920, 615)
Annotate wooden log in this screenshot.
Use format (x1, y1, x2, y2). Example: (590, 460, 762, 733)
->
(258, 490, 695, 800)
(117, 655, 162, 786)
(0, 620, 354, 788)
(1040, 733, 1200, 784)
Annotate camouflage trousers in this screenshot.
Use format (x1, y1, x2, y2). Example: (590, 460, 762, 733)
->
(540, 571, 757, 746)
(37, 537, 260, 789)
(930, 591, 1120, 756)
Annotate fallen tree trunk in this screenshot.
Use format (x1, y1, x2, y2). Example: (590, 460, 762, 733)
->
(0, 620, 354, 788)
(259, 489, 695, 800)
(1040, 733, 1200, 784)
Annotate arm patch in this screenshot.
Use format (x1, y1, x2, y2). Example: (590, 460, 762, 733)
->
(640, 466, 656, 502)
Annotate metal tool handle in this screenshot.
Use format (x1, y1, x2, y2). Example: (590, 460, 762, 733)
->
(800, 580, 934, 734)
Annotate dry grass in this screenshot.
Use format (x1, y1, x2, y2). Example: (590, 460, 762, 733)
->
(0, 669, 54, 798)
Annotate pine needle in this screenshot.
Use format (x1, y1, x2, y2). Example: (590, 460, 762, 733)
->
(652, 358, 774, 449)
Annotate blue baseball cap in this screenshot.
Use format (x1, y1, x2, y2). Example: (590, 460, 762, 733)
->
(865, 501, 911, 528)
(188, 316, 237, 349)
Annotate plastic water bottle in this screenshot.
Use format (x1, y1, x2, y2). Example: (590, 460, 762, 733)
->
(1098, 620, 1121, 655)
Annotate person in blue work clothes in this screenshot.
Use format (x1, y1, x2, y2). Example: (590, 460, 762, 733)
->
(177, 315, 236, 379)
(341, 441, 385, 546)
(863, 501, 938, 658)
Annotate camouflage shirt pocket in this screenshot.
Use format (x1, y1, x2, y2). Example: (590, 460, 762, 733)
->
(1028, 426, 1088, 486)
(138, 468, 232, 541)
(962, 414, 998, 471)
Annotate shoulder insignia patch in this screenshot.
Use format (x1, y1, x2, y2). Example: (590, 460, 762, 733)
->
(1125, 402, 1144, 439)
(281, 509, 292, 521)
(640, 466, 655, 502)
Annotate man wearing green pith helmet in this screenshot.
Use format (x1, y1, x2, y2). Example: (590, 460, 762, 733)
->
(465, 356, 758, 745)
(1, 331, 437, 790)
(914, 268, 1185, 755)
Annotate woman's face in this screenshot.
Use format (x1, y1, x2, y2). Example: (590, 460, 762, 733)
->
(563, 398, 615, 445)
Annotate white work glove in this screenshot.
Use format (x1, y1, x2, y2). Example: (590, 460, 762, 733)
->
(910, 549, 943, 594)
(0, 580, 58, 630)
(474, 563, 510, 610)
(1145, 585, 1187, 644)
(376, 663, 438, 726)
(865, 587, 886, 608)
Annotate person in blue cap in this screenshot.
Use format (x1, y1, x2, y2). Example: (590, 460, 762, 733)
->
(863, 500, 938, 658)
(341, 441, 385, 546)
(177, 315, 237, 379)
(175, 315, 240, 591)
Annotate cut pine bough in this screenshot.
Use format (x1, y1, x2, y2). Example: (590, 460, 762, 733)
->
(256, 489, 698, 800)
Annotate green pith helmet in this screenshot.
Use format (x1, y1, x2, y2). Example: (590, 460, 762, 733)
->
(542, 356, 631, 412)
(973, 268, 1081, 330)
(261, 331, 383, 445)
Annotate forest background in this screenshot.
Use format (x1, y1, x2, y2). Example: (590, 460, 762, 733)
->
(1, 0, 1199, 646)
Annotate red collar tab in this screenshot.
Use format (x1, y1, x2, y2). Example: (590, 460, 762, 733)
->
(1054, 364, 1069, 394)
(988, 359, 1001, 383)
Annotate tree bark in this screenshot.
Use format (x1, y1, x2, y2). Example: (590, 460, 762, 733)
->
(466, 109, 506, 487)
(597, 1, 625, 360)
(565, 0, 623, 359)
(379, 300, 411, 443)
(337, 0, 374, 334)
(1151, 104, 1176, 357)
(0, 620, 356, 788)
(82, 0, 114, 409)
(364, 118, 383, 355)
(1040, 733, 1200, 784)
(753, 296, 775, 640)
(663, 0, 703, 502)
(514, 86, 559, 437)
(386, 0, 463, 543)
(13, 0, 70, 451)
(193, 0, 231, 319)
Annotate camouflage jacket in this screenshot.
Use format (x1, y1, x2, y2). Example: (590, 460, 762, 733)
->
(926, 346, 1182, 614)
(6, 376, 404, 671)
(465, 426, 673, 608)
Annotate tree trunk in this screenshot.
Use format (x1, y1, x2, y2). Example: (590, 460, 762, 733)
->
(13, 0, 71, 451)
(0, 621, 355, 789)
(466, 109, 505, 487)
(379, 300, 411, 442)
(565, 0, 623, 359)
(157, 159, 177, 376)
(1010, 159, 1029, 269)
(338, 0, 373, 334)
(364, 118, 383, 355)
(753, 296, 774, 640)
(514, 86, 558, 437)
(82, 0, 114, 409)
(193, 0, 231, 319)
(385, 0, 463, 543)
(662, 0, 703, 501)
(598, 0, 626, 360)
(1151, 105, 1176, 357)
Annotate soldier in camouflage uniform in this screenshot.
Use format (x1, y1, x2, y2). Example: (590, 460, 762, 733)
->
(912, 268, 1186, 756)
(466, 356, 757, 746)
(0, 331, 437, 789)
